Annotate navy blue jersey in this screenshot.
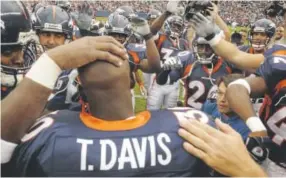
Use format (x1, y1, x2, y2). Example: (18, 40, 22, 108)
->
(168, 51, 233, 110)
(255, 54, 286, 167)
(46, 69, 80, 111)
(6, 108, 215, 177)
(126, 43, 147, 88)
(156, 33, 189, 64)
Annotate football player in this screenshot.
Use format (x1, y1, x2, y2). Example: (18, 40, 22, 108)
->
(238, 19, 276, 114)
(156, 33, 238, 110)
(227, 49, 286, 175)
(5, 59, 214, 177)
(142, 8, 162, 92)
(104, 12, 160, 109)
(31, 5, 82, 112)
(1, 0, 37, 99)
(187, 10, 286, 176)
(1, 35, 129, 166)
(147, 15, 189, 110)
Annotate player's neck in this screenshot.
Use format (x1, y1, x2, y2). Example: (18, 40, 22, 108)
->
(88, 89, 134, 121)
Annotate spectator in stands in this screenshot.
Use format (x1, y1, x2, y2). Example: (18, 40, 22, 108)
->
(275, 26, 285, 42)
(239, 29, 248, 45)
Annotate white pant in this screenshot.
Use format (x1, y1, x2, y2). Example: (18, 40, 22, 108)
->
(142, 73, 155, 91)
(147, 81, 179, 110)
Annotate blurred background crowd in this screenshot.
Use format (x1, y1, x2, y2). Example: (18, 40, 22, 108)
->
(23, 0, 283, 27)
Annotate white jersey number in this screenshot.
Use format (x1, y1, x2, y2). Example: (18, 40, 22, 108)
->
(161, 48, 173, 61)
(187, 80, 217, 109)
(267, 107, 286, 146)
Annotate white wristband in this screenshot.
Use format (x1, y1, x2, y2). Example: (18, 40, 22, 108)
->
(246, 116, 267, 132)
(208, 34, 221, 47)
(1, 139, 17, 164)
(26, 53, 62, 90)
(228, 79, 251, 94)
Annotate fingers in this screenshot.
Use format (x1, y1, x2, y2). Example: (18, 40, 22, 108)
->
(215, 119, 236, 135)
(177, 116, 212, 144)
(93, 42, 128, 61)
(178, 128, 211, 153)
(190, 119, 221, 137)
(183, 142, 208, 162)
(91, 50, 125, 67)
(93, 36, 125, 49)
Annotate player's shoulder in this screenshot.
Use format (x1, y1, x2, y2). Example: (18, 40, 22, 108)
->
(150, 107, 215, 127)
(264, 54, 286, 72)
(126, 43, 146, 52)
(264, 44, 286, 57)
(20, 110, 80, 143)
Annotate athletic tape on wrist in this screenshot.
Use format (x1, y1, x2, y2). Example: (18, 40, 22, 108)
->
(208, 34, 221, 47)
(26, 53, 62, 89)
(228, 79, 251, 94)
(246, 116, 267, 132)
(1, 139, 17, 164)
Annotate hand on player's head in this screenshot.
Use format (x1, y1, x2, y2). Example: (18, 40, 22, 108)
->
(46, 36, 128, 70)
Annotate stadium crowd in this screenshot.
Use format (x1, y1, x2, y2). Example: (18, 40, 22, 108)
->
(1, 0, 286, 177)
(23, 0, 283, 26)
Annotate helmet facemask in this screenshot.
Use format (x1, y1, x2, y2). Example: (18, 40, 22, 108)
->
(193, 38, 216, 64)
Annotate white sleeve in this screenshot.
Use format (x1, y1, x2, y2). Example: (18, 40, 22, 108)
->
(1, 139, 17, 164)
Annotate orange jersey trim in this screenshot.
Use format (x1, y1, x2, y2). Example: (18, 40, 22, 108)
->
(202, 58, 223, 74)
(156, 34, 167, 50)
(80, 111, 151, 131)
(273, 49, 286, 56)
(275, 79, 286, 95)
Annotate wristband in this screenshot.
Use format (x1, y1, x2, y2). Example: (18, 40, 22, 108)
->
(228, 79, 251, 94)
(246, 117, 267, 132)
(206, 33, 221, 47)
(143, 33, 153, 41)
(1, 139, 17, 164)
(26, 53, 62, 90)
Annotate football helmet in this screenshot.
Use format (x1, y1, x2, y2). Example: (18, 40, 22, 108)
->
(1, 0, 36, 90)
(249, 18, 276, 51)
(164, 15, 184, 39)
(104, 13, 131, 44)
(115, 6, 136, 20)
(33, 5, 73, 40)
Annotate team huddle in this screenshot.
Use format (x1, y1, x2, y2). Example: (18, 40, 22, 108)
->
(1, 0, 286, 177)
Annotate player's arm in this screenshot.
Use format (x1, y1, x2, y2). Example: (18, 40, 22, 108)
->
(211, 38, 264, 69)
(138, 37, 161, 73)
(190, 13, 264, 70)
(150, 0, 179, 34)
(1, 36, 128, 163)
(226, 76, 268, 135)
(208, 2, 231, 41)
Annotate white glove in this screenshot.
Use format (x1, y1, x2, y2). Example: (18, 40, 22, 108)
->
(166, 0, 180, 14)
(130, 16, 150, 36)
(189, 13, 217, 38)
(162, 56, 182, 71)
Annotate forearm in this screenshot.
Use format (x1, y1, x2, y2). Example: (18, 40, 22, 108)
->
(235, 158, 268, 177)
(212, 38, 264, 69)
(214, 15, 231, 41)
(150, 11, 172, 35)
(145, 37, 161, 73)
(1, 79, 52, 143)
(226, 85, 256, 121)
